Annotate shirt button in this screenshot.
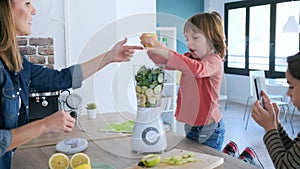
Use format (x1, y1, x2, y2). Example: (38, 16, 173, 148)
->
(26, 106, 29, 109)
(12, 94, 15, 98)
(16, 92, 20, 95)
(19, 88, 22, 91)
(18, 113, 20, 116)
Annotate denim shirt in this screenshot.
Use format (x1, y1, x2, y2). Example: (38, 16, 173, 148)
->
(0, 54, 83, 168)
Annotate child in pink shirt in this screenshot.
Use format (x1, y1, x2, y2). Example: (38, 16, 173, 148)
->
(140, 11, 226, 150)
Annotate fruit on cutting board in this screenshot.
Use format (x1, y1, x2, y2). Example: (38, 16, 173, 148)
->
(161, 151, 200, 165)
(70, 153, 90, 169)
(48, 153, 70, 169)
(138, 154, 161, 167)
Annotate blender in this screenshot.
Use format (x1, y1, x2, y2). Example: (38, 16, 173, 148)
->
(131, 65, 167, 153)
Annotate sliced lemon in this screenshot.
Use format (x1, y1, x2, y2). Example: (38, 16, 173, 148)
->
(48, 153, 69, 169)
(74, 163, 92, 169)
(70, 153, 90, 169)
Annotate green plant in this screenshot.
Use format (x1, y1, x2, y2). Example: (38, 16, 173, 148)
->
(86, 103, 97, 110)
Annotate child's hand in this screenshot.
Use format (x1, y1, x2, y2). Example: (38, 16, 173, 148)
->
(261, 91, 281, 126)
(140, 33, 167, 49)
(251, 91, 277, 132)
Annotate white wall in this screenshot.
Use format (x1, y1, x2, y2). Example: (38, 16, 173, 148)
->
(31, 0, 66, 69)
(65, 0, 156, 113)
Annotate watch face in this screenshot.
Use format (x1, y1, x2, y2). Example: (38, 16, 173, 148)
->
(142, 127, 160, 145)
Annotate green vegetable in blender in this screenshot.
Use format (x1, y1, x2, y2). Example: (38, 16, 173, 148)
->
(135, 65, 164, 108)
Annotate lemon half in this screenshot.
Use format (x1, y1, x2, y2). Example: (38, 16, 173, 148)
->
(48, 153, 70, 169)
(70, 153, 90, 169)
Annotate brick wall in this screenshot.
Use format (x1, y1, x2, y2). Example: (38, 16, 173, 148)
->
(17, 37, 54, 69)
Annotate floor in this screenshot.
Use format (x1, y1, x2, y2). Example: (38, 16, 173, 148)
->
(221, 101, 300, 169)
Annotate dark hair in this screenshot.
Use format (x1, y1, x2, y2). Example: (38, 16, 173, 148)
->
(287, 52, 300, 80)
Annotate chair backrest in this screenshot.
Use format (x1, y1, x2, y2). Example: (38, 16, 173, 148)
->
(249, 70, 265, 97)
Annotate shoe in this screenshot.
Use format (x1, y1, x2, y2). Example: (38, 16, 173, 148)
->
(239, 147, 264, 168)
(222, 141, 239, 157)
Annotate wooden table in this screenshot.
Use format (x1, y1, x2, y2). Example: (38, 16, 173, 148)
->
(12, 112, 258, 169)
(19, 112, 135, 149)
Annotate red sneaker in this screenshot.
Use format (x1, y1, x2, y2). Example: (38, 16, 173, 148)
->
(222, 141, 239, 157)
(239, 147, 263, 168)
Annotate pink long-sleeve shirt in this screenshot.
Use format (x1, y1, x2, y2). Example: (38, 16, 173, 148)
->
(166, 50, 223, 126)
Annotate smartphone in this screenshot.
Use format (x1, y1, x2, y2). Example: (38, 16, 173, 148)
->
(254, 77, 265, 108)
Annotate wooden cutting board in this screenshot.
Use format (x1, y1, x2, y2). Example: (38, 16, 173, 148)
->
(125, 148, 224, 169)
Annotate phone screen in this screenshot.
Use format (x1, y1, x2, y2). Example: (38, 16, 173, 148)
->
(254, 78, 260, 100)
(254, 77, 264, 107)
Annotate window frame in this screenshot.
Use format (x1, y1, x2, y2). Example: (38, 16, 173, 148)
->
(224, 0, 299, 78)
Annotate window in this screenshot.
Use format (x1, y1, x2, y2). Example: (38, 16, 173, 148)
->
(225, 0, 300, 78)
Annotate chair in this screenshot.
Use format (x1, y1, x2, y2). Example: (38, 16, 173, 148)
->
(243, 71, 284, 121)
(244, 72, 290, 130)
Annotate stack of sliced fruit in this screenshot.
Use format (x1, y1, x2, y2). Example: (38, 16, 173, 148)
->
(135, 65, 164, 108)
(48, 152, 91, 169)
(161, 152, 200, 165)
(137, 152, 200, 167)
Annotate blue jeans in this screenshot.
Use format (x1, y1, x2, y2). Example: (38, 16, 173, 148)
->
(184, 119, 225, 151)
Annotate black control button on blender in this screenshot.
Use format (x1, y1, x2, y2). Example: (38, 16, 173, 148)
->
(70, 111, 78, 119)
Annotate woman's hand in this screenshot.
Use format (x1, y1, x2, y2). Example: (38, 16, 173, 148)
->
(251, 90, 278, 132)
(41, 110, 76, 134)
(81, 38, 143, 80)
(107, 38, 143, 63)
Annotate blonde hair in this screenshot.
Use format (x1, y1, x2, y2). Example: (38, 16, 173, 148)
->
(0, 0, 23, 72)
(184, 11, 227, 59)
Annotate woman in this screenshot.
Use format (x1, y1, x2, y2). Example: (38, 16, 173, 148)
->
(0, 0, 142, 168)
(140, 11, 226, 150)
(251, 52, 300, 169)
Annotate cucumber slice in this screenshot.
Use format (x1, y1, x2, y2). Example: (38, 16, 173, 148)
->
(157, 73, 164, 83)
(153, 85, 162, 95)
